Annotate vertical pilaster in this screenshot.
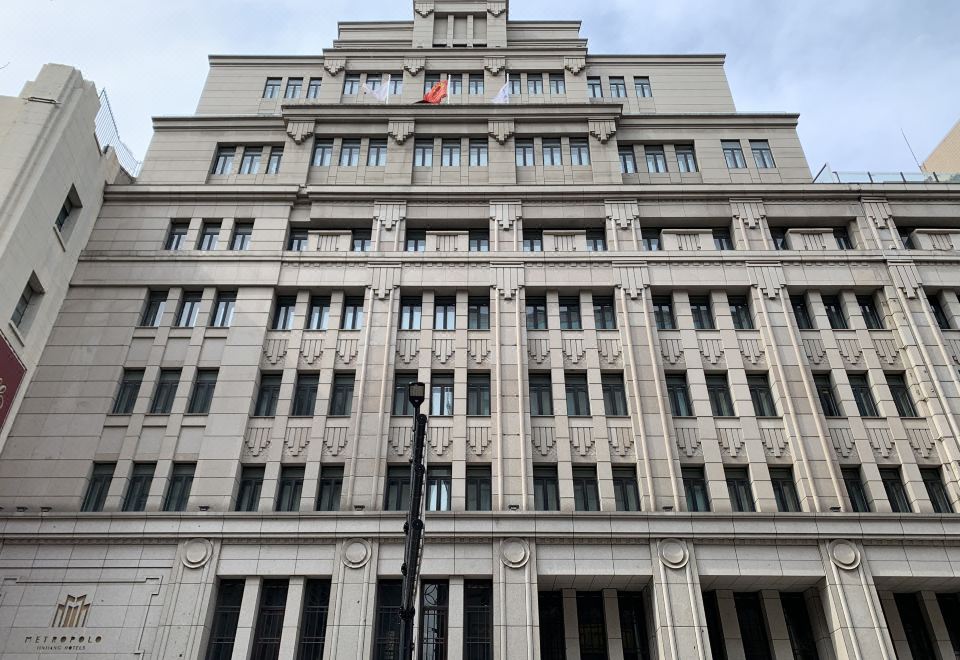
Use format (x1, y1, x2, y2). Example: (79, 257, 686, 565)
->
(650, 539, 711, 660)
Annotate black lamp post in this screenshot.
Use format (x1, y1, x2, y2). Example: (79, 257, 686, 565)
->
(399, 381, 428, 660)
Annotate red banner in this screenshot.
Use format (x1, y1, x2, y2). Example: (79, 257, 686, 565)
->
(0, 332, 26, 433)
(421, 80, 449, 104)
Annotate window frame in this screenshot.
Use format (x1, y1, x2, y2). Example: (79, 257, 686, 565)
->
(529, 373, 554, 417)
(564, 372, 591, 417)
(328, 373, 355, 417)
(721, 140, 747, 169)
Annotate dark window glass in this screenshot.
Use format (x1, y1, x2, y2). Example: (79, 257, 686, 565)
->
(609, 76, 627, 98)
(618, 591, 651, 660)
(858, 295, 884, 329)
(726, 468, 755, 512)
(565, 373, 591, 416)
(771, 227, 787, 250)
(734, 592, 773, 660)
(198, 221, 221, 250)
(653, 296, 675, 330)
(467, 373, 491, 416)
(212, 147, 236, 175)
(894, 593, 937, 660)
(312, 140, 333, 167)
(211, 291, 236, 328)
(341, 297, 365, 329)
(842, 468, 871, 512)
(641, 229, 662, 251)
(780, 593, 820, 660)
(559, 297, 582, 330)
(666, 374, 693, 417)
(525, 297, 548, 329)
(329, 373, 355, 416)
(586, 229, 607, 252)
(601, 373, 628, 416)
(430, 373, 454, 416)
(441, 139, 461, 167)
(634, 76, 653, 97)
(463, 581, 493, 660)
(419, 582, 449, 660)
(593, 296, 616, 329)
(351, 229, 371, 252)
(529, 373, 553, 416)
(515, 139, 535, 167)
(291, 373, 319, 417)
(770, 467, 802, 512)
(165, 222, 189, 249)
(848, 374, 879, 417)
(713, 228, 734, 250)
(188, 369, 218, 414)
(880, 468, 912, 513)
(822, 295, 847, 329)
(399, 297, 422, 330)
(434, 297, 456, 330)
(522, 229, 543, 252)
(921, 468, 954, 513)
(538, 592, 566, 660)
(384, 465, 410, 511)
(339, 139, 361, 167)
(722, 140, 747, 169)
(886, 373, 918, 417)
(533, 465, 559, 511)
(644, 144, 667, 173)
(469, 139, 488, 167)
(263, 77, 281, 98)
(307, 297, 330, 330)
(367, 139, 388, 167)
(834, 227, 854, 249)
(405, 230, 426, 252)
(287, 229, 308, 251)
(81, 463, 115, 512)
(414, 139, 434, 167)
(705, 374, 734, 417)
(468, 297, 490, 330)
(205, 580, 245, 660)
(141, 290, 167, 327)
(683, 467, 710, 512)
(748, 374, 777, 417)
(374, 580, 402, 660)
(316, 465, 343, 512)
(791, 295, 814, 329)
(163, 463, 195, 512)
(306, 78, 322, 99)
(466, 466, 492, 512)
(813, 374, 842, 417)
(587, 76, 603, 98)
(122, 462, 155, 512)
(690, 296, 714, 330)
(676, 144, 697, 173)
(254, 374, 282, 417)
(928, 294, 951, 330)
(549, 73, 566, 95)
(573, 466, 600, 511)
(150, 368, 181, 414)
(55, 193, 76, 232)
(235, 466, 265, 512)
(729, 295, 753, 329)
(619, 146, 637, 174)
(936, 593, 960, 659)
(393, 372, 418, 417)
(750, 140, 776, 169)
(297, 579, 331, 660)
(702, 591, 727, 660)
(239, 147, 263, 175)
(177, 291, 202, 327)
(276, 466, 304, 512)
(543, 138, 563, 166)
(113, 369, 144, 414)
(469, 229, 490, 252)
(426, 465, 451, 512)
(577, 592, 608, 660)
(252, 579, 288, 660)
(612, 467, 641, 512)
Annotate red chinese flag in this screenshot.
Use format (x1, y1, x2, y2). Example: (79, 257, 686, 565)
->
(0, 332, 26, 433)
(421, 80, 449, 104)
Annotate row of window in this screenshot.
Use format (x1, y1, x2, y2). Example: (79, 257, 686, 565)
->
(211, 145, 283, 176)
(618, 139, 774, 174)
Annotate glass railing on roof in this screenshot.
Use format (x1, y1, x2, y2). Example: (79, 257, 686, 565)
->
(814, 169, 960, 184)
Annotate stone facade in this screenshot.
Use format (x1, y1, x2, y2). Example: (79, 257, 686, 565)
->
(925, 118, 960, 174)
(1, 2, 960, 659)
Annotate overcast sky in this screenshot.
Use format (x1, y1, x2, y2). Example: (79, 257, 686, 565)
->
(2, 0, 958, 175)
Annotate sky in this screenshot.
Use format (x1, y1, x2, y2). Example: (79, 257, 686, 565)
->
(1, 0, 958, 175)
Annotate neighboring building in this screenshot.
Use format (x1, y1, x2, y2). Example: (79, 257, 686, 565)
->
(925, 118, 960, 173)
(2, 2, 960, 659)
(0, 64, 130, 452)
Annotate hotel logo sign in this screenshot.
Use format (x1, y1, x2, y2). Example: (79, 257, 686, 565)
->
(20, 594, 104, 653)
(52, 594, 91, 628)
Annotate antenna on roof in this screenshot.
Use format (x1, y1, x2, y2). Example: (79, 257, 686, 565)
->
(900, 127, 923, 172)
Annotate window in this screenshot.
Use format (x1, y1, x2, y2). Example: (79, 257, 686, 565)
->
(515, 139, 535, 167)
(558, 297, 582, 330)
(239, 147, 262, 175)
(549, 73, 566, 94)
(722, 140, 747, 169)
(367, 139, 388, 167)
(434, 297, 456, 330)
(187, 369, 218, 414)
(843, 468, 871, 512)
(751, 140, 776, 169)
(690, 296, 715, 330)
(448, 74, 463, 95)
(522, 229, 543, 252)
(735, 593, 773, 660)
(813, 374, 842, 417)
(467, 373, 491, 416)
(463, 581, 493, 660)
(921, 468, 954, 513)
(706, 374, 734, 417)
(235, 466, 264, 512)
(212, 146, 235, 175)
(54, 188, 79, 233)
(388, 77, 403, 96)
(570, 138, 591, 165)
(254, 373, 282, 417)
(141, 290, 167, 327)
(538, 592, 567, 660)
(653, 296, 675, 330)
(339, 139, 361, 166)
(297, 580, 331, 659)
(791, 295, 813, 329)
(329, 373, 355, 416)
(469, 139, 488, 167)
(287, 229, 308, 251)
(822, 295, 847, 329)
(81, 463, 115, 512)
(291, 373, 319, 417)
(431, 373, 454, 416)
(586, 229, 607, 252)
(529, 373, 553, 416)
(666, 374, 693, 417)
(423, 74, 441, 94)
(726, 468, 755, 512)
(619, 146, 637, 173)
(425, 465, 451, 511)
(712, 228, 734, 250)
(315, 465, 343, 512)
(210, 291, 236, 328)
(780, 592, 820, 660)
(728, 295, 753, 329)
(441, 139, 461, 167)
(374, 580, 403, 659)
(573, 466, 600, 511)
(858, 295, 884, 329)
(886, 373, 918, 417)
(399, 297, 422, 330)
(414, 139, 434, 167)
(508, 74, 522, 95)
(112, 369, 143, 414)
(165, 221, 188, 250)
(533, 465, 559, 511)
(593, 296, 616, 329)
(644, 145, 667, 173)
(263, 77, 281, 99)
(469, 229, 489, 252)
(880, 468, 912, 513)
(587, 76, 603, 98)
(272, 295, 296, 330)
(230, 222, 252, 250)
(307, 297, 330, 330)
(619, 592, 650, 660)
(613, 467, 641, 512)
(899, 229, 915, 249)
(609, 76, 627, 98)
(894, 593, 938, 660)
(405, 230, 426, 252)
(175, 291, 201, 328)
(392, 372, 418, 417)
(365, 73, 383, 90)
(468, 74, 484, 95)
(676, 144, 698, 172)
(543, 139, 563, 166)
(341, 296, 364, 329)
(849, 374, 879, 417)
(420, 582, 450, 659)
(163, 463, 195, 512)
(150, 368, 180, 414)
(465, 466, 492, 512)
(122, 462, 155, 512)
(683, 467, 710, 512)
(834, 227, 854, 249)
(526, 297, 548, 329)
(306, 78, 322, 99)
(312, 140, 333, 166)
(771, 227, 787, 250)
(748, 374, 777, 417)
(770, 467, 801, 512)
(342, 73, 360, 95)
(640, 230, 661, 254)
(384, 465, 410, 511)
(251, 580, 288, 659)
(565, 373, 591, 416)
(577, 592, 608, 660)
(266, 147, 283, 174)
(527, 73, 544, 95)
(206, 580, 245, 660)
(602, 373, 628, 416)
(634, 76, 652, 97)
(275, 466, 304, 512)
(929, 294, 951, 329)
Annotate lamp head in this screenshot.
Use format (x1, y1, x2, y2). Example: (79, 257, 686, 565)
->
(408, 381, 426, 407)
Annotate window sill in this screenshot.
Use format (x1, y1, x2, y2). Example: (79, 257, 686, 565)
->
(6, 321, 26, 347)
(289, 415, 315, 419)
(52, 225, 67, 252)
(251, 415, 275, 420)
(567, 415, 593, 419)
(713, 416, 739, 420)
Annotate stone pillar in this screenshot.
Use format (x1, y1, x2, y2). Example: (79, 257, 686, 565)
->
(562, 588, 580, 659)
(325, 538, 378, 659)
(603, 588, 625, 660)
(650, 538, 712, 659)
(760, 589, 794, 660)
(230, 575, 262, 660)
(495, 538, 537, 659)
(715, 590, 744, 659)
(278, 577, 305, 658)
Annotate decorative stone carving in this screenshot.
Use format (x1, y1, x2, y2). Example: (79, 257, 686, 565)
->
(605, 199, 640, 230)
(827, 540, 861, 570)
(324, 426, 348, 456)
(404, 57, 426, 75)
(562, 338, 586, 365)
(414, 1, 434, 16)
(499, 538, 530, 568)
(430, 426, 452, 455)
(531, 426, 556, 456)
(718, 427, 743, 458)
(263, 338, 288, 366)
(468, 338, 491, 365)
(337, 337, 359, 364)
(731, 198, 766, 230)
(907, 426, 935, 460)
(748, 263, 786, 300)
(433, 338, 454, 365)
(484, 57, 506, 74)
(598, 338, 621, 365)
(389, 425, 411, 456)
(658, 539, 689, 569)
(861, 198, 892, 231)
(570, 426, 594, 456)
(468, 426, 491, 456)
(300, 338, 324, 366)
(802, 338, 826, 365)
(490, 200, 522, 230)
(874, 338, 900, 366)
(739, 337, 765, 365)
(660, 338, 683, 365)
(487, 1, 507, 16)
(370, 265, 401, 299)
(323, 58, 346, 75)
(867, 427, 893, 459)
(889, 261, 923, 299)
(492, 265, 524, 300)
(616, 264, 649, 300)
(761, 427, 788, 458)
(285, 119, 316, 144)
(608, 427, 633, 456)
(563, 56, 586, 75)
(588, 119, 617, 143)
(181, 539, 213, 569)
(342, 538, 372, 568)
(285, 426, 310, 457)
(837, 338, 862, 366)
(830, 426, 855, 459)
(699, 338, 723, 366)
(374, 201, 407, 230)
(244, 427, 271, 457)
(387, 120, 415, 145)
(675, 426, 701, 457)
(488, 120, 515, 145)
(527, 338, 550, 365)
(397, 338, 420, 365)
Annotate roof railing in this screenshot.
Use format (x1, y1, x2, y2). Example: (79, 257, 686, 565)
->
(94, 89, 141, 177)
(814, 169, 960, 184)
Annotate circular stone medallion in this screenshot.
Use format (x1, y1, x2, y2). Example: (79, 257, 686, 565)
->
(828, 540, 861, 570)
(499, 538, 530, 568)
(182, 538, 213, 569)
(658, 538, 689, 569)
(342, 538, 372, 569)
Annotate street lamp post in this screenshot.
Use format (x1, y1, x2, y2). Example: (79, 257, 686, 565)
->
(399, 381, 428, 660)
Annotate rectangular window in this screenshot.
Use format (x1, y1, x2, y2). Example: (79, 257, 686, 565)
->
(857, 295, 884, 329)
(339, 139, 361, 166)
(529, 373, 554, 416)
(751, 140, 776, 169)
(894, 593, 938, 660)
(162, 463, 195, 512)
(607, 76, 627, 98)
(834, 227, 854, 249)
(928, 294, 951, 329)
(420, 582, 450, 659)
(587, 76, 603, 98)
(341, 296, 365, 329)
(291, 373, 320, 417)
(921, 468, 954, 513)
(558, 297, 582, 330)
(568, 139, 591, 167)
(522, 229, 543, 252)
(251, 580, 288, 659)
(405, 230, 426, 252)
(538, 592, 567, 660)
(384, 465, 410, 511)
(212, 146, 235, 175)
(122, 462, 155, 512)
(441, 139, 461, 167)
(791, 295, 814, 329)
(272, 295, 296, 330)
(822, 295, 847, 329)
(653, 296, 675, 330)
(526, 296, 548, 329)
(414, 139, 434, 167)
(549, 73, 566, 94)
(374, 580, 402, 659)
(306, 78, 322, 99)
(612, 467, 641, 512)
(468, 139, 488, 167)
(141, 290, 167, 327)
(316, 466, 343, 512)
(643, 229, 663, 251)
(425, 465, 451, 511)
(112, 369, 144, 414)
(210, 291, 236, 328)
(176, 291, 202, 327)
(434, 297, 456, 330)
(690, 296, 715, 330)
(515, 139, 535, 167)
(712, 228, 734, 250)
(254, 373, 282, 417)
(577, 592, 608, 660)
(619, 146, 637, 173)
(275, 466, 304, 512)
(463, 580, 493, 660)
(54, 191, 78, 232)
(508, 74, 522, 95)
(880, 468, 912, 513)
(235, 466, 265, 512)
(329, 373, 355, 416)
(166, 221, 189, 250)
(593, 296, 616, 329)
(423, 74, 441, 94)
(468, 74, 484, 95)
(706, 374, 734, 417)
(230, 222, 253, 250)
(297, 580, 331, 659)
(770, 227, 787, 250)
(430, 373, 455, 416)
(449, 75, 463, 96)
(465, 466, 492, 512)
(312, 140, 333, 167)
(527, 73, 544, 95)
(770, 467, 801, 512)
(722, 140, 747, 169)
(239, 147, 262, 175)
(735, 593, 773, 660)
(644, 145, 667, 173)
(187, 369, 218, 414)
(399, 297, 422, 330)
(467, 373, 491, 416)
(676, 144, 698, 173)
(287, 229, 308, 251)
(726, 467, 755, 512)
(843, 468, 871, 512)
(367, 139, 388, 167)
(565, 372, 591, 416)
(533, 465, 560, 511)
(619, 592, 650, 660)
(683, 466, 710, 512)
(887, 373, 918, 417)
(572, 466, 600, 512)
(543, 139, 563, 166)
(747, 374, 777, 417)
(849, 373, 879, 417)
(634, 76, 652, 97)
(342, 73, 360, 95)
(601, 373, 628, 416)
(307, 297, 330, 330)
(780, 592, 819, 660)
(666, 374, 693, 417)
(365, 73, 383, 90)
(263, 77, 281, 99)
(469, 229, 489, 252)
(729, 295, 753, 329)
(813, 374, 842, 417)
(266, 147, 283, 174)
(150, 368, 180, 414)
(206, 580, 245, 659)
(81, 463, 115, 512)
(586, 229, 607, 252)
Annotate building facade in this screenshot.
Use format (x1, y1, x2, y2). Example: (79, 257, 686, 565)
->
(926, 118, 960, 175)
(1, 1, 960, 659)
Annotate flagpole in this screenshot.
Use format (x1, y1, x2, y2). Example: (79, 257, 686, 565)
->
(446, 74, 451, 105)
(386, 74, 391, 105)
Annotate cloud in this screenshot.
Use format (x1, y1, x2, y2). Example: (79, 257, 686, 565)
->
(1, 0, 957, 172)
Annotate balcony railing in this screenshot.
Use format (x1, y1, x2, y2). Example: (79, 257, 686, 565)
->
(814, 169, 960, 184)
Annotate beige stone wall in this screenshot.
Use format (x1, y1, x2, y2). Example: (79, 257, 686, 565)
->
(925, 118, 960, 173)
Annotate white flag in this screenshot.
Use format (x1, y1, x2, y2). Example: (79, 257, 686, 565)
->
(492, 81, 510, 105)
(361, 83, 389, 103)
